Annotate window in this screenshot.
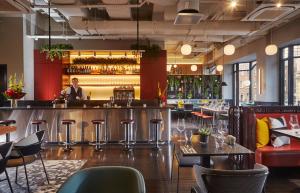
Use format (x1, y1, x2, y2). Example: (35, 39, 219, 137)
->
(233, 61, 257, 105)
(280, 44, 300, 105)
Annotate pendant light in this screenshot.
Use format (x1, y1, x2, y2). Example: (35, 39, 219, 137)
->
(216, 64, 224, 72)
(181, 44, 192, 55)
(191, 65, 197, 72)
(265, 29, 278, 56)
(224, 44, 235, 55)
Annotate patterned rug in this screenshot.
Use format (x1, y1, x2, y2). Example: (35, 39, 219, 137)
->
(0, 160, 86, 193)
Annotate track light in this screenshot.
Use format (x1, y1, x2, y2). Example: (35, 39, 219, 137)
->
(230, 0, 237, 8)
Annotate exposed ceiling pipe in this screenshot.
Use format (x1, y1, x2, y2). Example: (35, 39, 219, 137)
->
(31, 0, 147, 9)
(68, 17, 259, 36)
(28, 34, 229, 42)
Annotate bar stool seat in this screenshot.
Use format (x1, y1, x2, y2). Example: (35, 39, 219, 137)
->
(31, 120, 47, 125)
(62, 119, 76, 124)
(61, 119, 76, 151)
(92, 120, 105, 124)
(150, 119, 162, 124)
(91, 119, 106, 151)
(0, 120, 16, 125)
(120, 119, 134, 124)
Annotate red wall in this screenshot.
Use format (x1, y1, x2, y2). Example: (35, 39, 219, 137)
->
(140, 51, 167, 100)
(34, 50, 62, 100)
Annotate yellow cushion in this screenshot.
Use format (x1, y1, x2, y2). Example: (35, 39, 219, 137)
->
(256, 117, 270, 148)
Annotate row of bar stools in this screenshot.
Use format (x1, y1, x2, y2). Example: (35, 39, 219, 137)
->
(120, 119, 135, 151)
(61, 119, 76, 151)
(91, 119, 106, 151)
(0, 120, 16, 142)
(149, 119, 163, 149)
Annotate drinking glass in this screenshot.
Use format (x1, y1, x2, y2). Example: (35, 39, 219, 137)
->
(290, 114, 300, 129)
(184, 129, 193, 144)
(177, 118, 186, 142)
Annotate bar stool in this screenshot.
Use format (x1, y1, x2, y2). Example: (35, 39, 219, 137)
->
(0, 120, 16, 142)
(61, 119, 76, 151)
(90, 119, 106, 151)
(31, 120, 47, 132)
(149, 119, 163, 150)
(120, 119, 135, 151)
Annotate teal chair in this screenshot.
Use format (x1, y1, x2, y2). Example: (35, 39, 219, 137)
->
(57, 166, 146, 193)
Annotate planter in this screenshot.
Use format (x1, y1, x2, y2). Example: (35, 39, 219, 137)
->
(199, 134, 209, 144)
(10, 99, 18, 108)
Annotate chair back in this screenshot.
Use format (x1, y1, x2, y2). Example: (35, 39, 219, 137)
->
(193, 164, 269, 193)
(14, 130, 45, 156)
(0, 142, 13, 173)
(57, 166, 146, 193)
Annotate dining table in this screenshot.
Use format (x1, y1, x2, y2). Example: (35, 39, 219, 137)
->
(0, 125, 16, 142)
(200, 106, 229, 124)
(179, 135, 253, 168)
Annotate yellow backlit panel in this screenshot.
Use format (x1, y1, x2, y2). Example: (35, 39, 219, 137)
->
(69, 75, 140, 85)
(80, 86, 140, 100)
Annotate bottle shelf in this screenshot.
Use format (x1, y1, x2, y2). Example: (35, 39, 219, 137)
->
(63, 84, 140, 87)
(64, 74, 140, 76)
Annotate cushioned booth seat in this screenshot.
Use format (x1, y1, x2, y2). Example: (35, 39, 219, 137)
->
(255, 113, 300, 167)
(57, 166, 146, 193)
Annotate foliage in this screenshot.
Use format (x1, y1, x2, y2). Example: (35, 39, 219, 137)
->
(40, 44, 73, 61)
(199, 128, 211, 136)
(3, 74, 26, 99)
(130, 44, 161, 57)
(72, 57, 137, 65)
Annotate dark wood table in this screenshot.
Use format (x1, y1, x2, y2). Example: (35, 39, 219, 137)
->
(180, 135, 253, 168)
(0, 126, 16, 142)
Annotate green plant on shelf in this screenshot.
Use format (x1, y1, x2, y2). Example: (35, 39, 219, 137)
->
(40, 44, 73, 62)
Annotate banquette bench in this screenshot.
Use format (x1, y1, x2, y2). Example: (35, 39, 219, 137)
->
(228, 106, 300, 167)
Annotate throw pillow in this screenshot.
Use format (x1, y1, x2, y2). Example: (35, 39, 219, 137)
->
(268, 116, 290, 147)
(256, 117, 270, 148)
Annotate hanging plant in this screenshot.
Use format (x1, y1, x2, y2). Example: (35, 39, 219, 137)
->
(130, 44, 161, 57)
(40, 44, 73, 62)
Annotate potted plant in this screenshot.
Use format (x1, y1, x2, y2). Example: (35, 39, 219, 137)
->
(40, 44, 73, 61)
(199, 128, 211, 144)
(3, 74, 26, 108)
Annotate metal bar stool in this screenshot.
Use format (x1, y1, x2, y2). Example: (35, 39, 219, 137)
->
(90, 119, 106, 151)
(0, 120, 16, 142)
(120, 119, 135, 151)
(61, 119, 76, 151)
(31, 120, 47, 132)
(149, 119, 163, 150)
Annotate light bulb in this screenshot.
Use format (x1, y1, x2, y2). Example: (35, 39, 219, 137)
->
(276, 2, 281, 8)
(216, 65, 224, 72)
(224, 44, 235, 55)
(265, 44, 278, 55)
(181, 44, 192, 55)
(191, 65, 197, 72)
(230, 0, 237, 8)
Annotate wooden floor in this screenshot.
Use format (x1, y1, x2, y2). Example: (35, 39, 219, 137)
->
(41, 144, 300, 193)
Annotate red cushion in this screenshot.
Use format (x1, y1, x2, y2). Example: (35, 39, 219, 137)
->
(255, 139, 300, 167)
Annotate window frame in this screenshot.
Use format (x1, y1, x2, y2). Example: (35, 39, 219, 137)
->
(279, 44, 300, 105)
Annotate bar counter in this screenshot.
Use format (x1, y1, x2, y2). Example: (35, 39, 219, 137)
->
(0, 105, 171, 143)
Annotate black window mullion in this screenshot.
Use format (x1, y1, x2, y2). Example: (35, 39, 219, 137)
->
(289, 45, 294, 105)
(279, 48, 284, 105)
(249, 62, 252, 101)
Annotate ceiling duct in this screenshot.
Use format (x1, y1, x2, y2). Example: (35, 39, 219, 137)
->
(242, 4, 298, 22)
(174, 0, 205, 25)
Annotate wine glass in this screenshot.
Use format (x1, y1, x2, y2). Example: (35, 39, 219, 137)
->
(184, 129, 193, 145)
(290, 114, 300, 129)
(177, 118, 186, 142)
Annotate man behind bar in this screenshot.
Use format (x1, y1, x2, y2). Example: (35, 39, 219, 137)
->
(62, 77, 86, 101)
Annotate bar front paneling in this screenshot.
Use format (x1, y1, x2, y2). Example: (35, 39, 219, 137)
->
(0, 107, 171, 143)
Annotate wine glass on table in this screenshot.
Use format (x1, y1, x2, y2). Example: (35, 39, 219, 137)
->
(289, 114, 300, 130)
(177, 118, 186, 142)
